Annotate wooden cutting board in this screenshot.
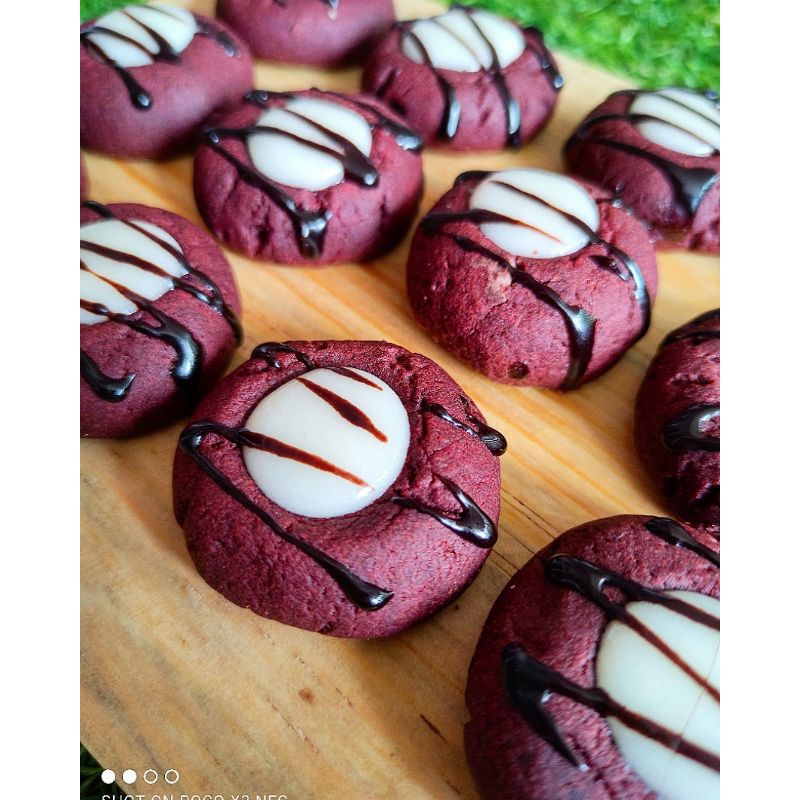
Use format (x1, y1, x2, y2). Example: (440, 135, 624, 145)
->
(80, 1, 720, 796)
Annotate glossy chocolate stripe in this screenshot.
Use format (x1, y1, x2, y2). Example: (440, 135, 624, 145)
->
(179, 422, 393, 610)
(501, 518, 719, 770)
(80, 350, 136, 402)
(297, 377, 388, 442)
(662, 404, 720, 453)
(502, 643, 720, 772)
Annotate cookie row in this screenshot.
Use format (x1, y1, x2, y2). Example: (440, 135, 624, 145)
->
(80, 3, 720, 252)
(80, 4, 720, 799)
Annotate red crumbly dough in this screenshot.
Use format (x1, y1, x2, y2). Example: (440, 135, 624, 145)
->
(217, 0, 395, 67)
(635, 310, 720, 525)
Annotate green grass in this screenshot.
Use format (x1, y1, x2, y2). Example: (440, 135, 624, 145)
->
(81, 744, 122, 799)
(459, 0, 719, 90)
(81, 0, 719, 89)
(79, 0, 718, 794)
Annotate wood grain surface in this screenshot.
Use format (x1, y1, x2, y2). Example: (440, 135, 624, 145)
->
(80, 1, 720, 796)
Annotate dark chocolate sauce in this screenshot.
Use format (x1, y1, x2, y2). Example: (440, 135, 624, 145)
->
(194, 18, 239, 57)
(567, 90, 720, 218)
(393, 474, 496, 548)
(329, 366, 385, 389)
(247, 342, 497, 549)
(80, 350, 136, 402)
(81, 273, 203, 403)
(251, 341, 315, 371)
(420, 171, 652, 388)
(489, 177, 650, 335)
(662, 308, 720, 347)
(234, 424, 369, 487)
(297, 377, 387, 442)
(80, 202, 241, 405)
(274, 0, 339, 8)
(421, 220, 595, 391)
(203, 90, 419, 259)
(179, 422, 393, 610)
(502, 643, 719, 772)
(81, 10, 238, 110)
(663, 404, 720, 453)
(423, 396, 507, 455)
(392, 10, 561, 146)
(324, 92, 424, 152)
(501, 517, 719, 772)
(644, 517, 720, 567)
(523, 26, 564, 91)
(243, 91, 378, 186)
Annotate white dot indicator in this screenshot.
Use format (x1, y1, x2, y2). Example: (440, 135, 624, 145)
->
(164, 769, 180, 784)
(100, 769, 116, 784)
(143, 769, 158, 784)
(122, 769, 137, 784)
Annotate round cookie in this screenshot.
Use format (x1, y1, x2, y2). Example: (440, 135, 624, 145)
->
(81, 3, 253, 159)
(193, 88, 424, 265)
(465, 514, 720, 800)
(217, 0, 395, 67)
(81, 201, 242, 438)
(564, 88, 720, 252)
(362, 6, 561, 151)
(172, 340, 505, 638)
(406, 168, 658, 389)
(635, 309, 720, 525)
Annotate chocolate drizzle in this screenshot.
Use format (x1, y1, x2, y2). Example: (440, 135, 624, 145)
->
(194, 18, 239, 57)
(80, 201, 241, 406)
(81, 9, 238, 110)
(391, 9, 561, 146)
(235, 342, 498, 551)
(274, 0, 339, 8)
(203, 90, 420, 259)
(501, 516, 719, 772)
(567, 90, 720, 218)
(662, 308, 720, 346)
(251, 341, 315, 371)
(663, 403, 720, 453)
(421, 171, 651, 389)
(644, 517, 720, 567)
(179, 422, 393, 610)
(393, 475, 497, 548)
(502, 643, 719, 772)
(80, 350, 135, 402)
(423, 396, 507, 455)
(297, 377, 388, 442)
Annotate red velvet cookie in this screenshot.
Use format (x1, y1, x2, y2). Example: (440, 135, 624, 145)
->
(407, 168, 658, 389)
(81, 201, 242, 438)
(465, 514, 720, 800)
(193, 89, 424, 265)
(362, 7, 561, 151)
(564, 88, 720, 253)
(217, 0, 395, 67)
(635, 309, 720, 525)
(81, 3, 253, 159)
(172, 340, 505, 638)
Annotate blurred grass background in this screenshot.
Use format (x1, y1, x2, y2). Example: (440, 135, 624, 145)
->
(79, 0, 719, 796)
